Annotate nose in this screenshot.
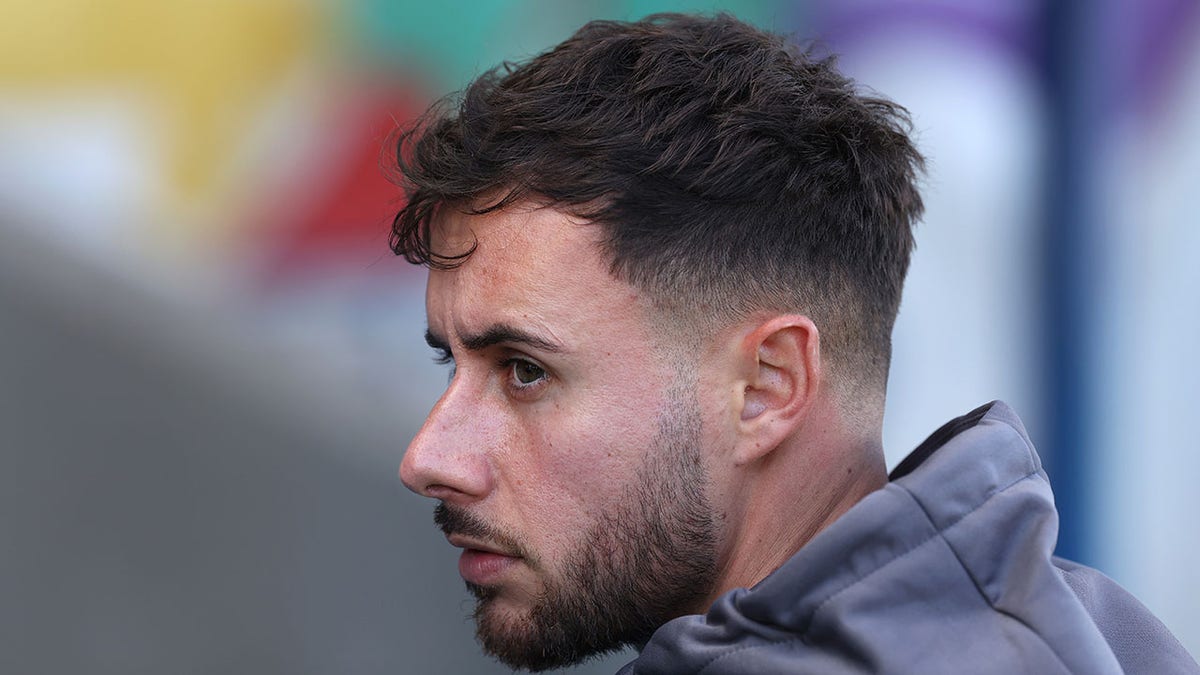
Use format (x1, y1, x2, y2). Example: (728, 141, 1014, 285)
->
(400, 379, 495, 503)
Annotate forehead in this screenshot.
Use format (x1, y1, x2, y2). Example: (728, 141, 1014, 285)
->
(425, 204, 649, 344)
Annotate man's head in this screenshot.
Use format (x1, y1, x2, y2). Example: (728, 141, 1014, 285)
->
(393, 13, 924, 671)
(394, 12, 923, 408)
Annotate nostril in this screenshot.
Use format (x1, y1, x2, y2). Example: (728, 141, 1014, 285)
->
(423, 484, 463, 501)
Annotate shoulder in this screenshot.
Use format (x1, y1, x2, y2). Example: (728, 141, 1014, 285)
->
(1055, 557, 1199, 674)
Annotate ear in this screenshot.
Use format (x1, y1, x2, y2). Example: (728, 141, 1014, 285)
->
(733, 315, 821, 465)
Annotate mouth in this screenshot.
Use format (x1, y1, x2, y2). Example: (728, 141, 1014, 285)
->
(447, 534, 523, 585)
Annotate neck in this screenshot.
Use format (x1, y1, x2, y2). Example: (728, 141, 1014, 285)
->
(702, 430, 887, 609)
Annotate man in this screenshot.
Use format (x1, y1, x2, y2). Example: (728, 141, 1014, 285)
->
(390, 13, 1198, 674)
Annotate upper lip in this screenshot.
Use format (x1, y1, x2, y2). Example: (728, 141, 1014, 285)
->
(446, 533, 518, 557)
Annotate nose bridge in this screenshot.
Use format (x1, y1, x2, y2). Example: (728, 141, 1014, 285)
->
(400, 373, 495, 502)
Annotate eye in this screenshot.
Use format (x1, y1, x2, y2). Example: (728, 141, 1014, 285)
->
(508, 359, 546, 387)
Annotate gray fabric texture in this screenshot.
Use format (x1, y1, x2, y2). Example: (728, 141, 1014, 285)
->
(619, 402, 1199, 674)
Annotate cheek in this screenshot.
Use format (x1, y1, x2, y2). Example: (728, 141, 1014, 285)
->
(511, 388, 665, 530)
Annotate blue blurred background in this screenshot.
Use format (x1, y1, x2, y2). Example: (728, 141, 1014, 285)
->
(2, 0, 1197, 672)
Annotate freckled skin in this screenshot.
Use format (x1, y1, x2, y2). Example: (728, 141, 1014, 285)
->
(400, 202, 887, 670)
(380, 9, 948, 667)
(400, 204, 724, 663)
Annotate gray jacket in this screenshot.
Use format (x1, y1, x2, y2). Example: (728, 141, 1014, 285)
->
(620, 402, 1198, 674)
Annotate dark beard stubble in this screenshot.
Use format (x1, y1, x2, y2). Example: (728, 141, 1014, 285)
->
(435, 391, 719, 671)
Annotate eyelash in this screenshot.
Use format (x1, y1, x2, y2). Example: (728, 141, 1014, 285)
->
(431, 349, 548, 394)
(432, 349, 456, 383)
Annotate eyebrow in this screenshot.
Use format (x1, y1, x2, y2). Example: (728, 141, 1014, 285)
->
(425, 324, 565, 355)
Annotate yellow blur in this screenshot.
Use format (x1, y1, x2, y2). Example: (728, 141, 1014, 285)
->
(1, 0, 322, 240)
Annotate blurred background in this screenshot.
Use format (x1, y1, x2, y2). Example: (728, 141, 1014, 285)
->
(1, 0, 1197, 672)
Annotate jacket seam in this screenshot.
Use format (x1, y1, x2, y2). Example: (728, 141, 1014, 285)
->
(894, 418, 1072, 671)
(695, 528, 949, 674)
(896, 475, 1074, 674)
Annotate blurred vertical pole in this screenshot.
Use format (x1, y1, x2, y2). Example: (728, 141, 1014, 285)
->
(1038, 0, 1110, 564)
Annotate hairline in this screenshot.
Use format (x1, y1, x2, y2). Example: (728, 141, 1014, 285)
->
(426, 195, 883, 405)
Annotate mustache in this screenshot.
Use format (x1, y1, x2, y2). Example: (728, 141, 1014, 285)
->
(434, 503, 535, 562)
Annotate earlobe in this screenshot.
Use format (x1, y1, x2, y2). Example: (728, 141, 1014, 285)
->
(734, 316, 820, 463)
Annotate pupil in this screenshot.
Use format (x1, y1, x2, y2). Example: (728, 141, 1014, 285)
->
(516, 362, 541, 384)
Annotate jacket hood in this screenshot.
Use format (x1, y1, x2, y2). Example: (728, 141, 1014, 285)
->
(621, 402, 1131, 674)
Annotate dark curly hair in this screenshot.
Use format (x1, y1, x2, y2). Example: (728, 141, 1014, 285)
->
(390, 13, 924, 395)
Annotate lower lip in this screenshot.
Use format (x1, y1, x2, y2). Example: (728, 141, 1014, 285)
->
(459, 549, 520, 584)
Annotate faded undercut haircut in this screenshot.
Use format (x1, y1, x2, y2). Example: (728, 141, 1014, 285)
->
(390, 13, 925, 398)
